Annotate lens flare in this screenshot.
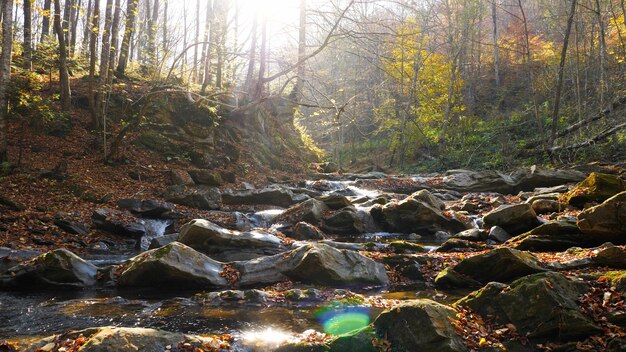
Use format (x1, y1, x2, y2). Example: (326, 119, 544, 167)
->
(241, 328, 294, 350)
(316, 306, 371, 335)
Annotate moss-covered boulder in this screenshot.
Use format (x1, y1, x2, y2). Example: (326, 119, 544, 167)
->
(482, 204, 541, 235)
(436, 248, 545, 287)
(508, 218, 595, 251)
(0, 249, 97, 289)
(455, 272, 600, 340)
(599, 271, 626, 293)
(381, 190, 466, 235)
(434, 267, 481, 289)
(373, 299, 467, 352)
(115, 242, 228, 288)
(564, 172, 626, 208)
(388, 241, 425, 253)
(326, 326, 378, 352)
(188, 169, 223, 186)
(577, 191, 626, 241)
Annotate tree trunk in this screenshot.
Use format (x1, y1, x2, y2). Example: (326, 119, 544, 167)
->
(0, 0, 13, 162)
(214, 0, 227, 89)
(81, 0, 92, 55)
(107, 0, 121, 85)
(492, 0, 499, 89)
(148, 0, 159, 67)
(116, 0, 138, 76)
(244, 15, 258, 96)
(54, 0, 71, 111)
(550, 0, 577, 147)
(193, 0, 200, 83)
(88, 0, 99, 129)
(41, 0, 52, 42)
(70, 0, 80, 57)
(294, 0, 306, 100)
(254, 17, 268, 99)
(162, 0, 167, 60)
(96, 0, 113, 134)
(199, 0, 213, 89)
(62, 0, 71, 50)
(23, 0, 32, 70)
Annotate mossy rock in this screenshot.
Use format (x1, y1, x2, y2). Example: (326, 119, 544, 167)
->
(434, 267, 481, 289)
(599, 271, 626, 293)
(327, 326, 378, 352)
(577, 192, 626, 241)
(451, 247, 545, 284)
(388, 241, 425, 253)
(564, 172, 626, 208)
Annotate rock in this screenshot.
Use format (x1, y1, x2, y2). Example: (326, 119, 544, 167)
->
(170, 169, 195, 185)
(442, 248, 545, 286)
(53, 218, 89, 236)
(318, 194, 352, 210)
(115, 242, 228, 288)
(222, 186, 309, 207)
(592, 244, 626, 268)
(577, 191, 626, 241)
(525, 192, 562, 204)
(388, 241, 425, 253)
(488, 226, 511, 243)
(455, 272, 600, 340)
(564, 172, 626, 208)
(508, 218, 595, 251)
(374, 299, 467, 352)
(531, 199, 561, 214)
(91, 208, 146, 239)
(291, 222, 325, 240)
(148, 233, 180, 249)
(274, 199, 328, 225)
(188, 169, 223, 186)
(482, 204, 541, 235)
(319, 161, 339, 173)
(0, 247, 42, 274)
(436, 238, 492, 253)
(434, 267, 481, 288)
(442, 167, 585, 194)
(409, 190, 446, 210)
(116, 199, 176, 218)
(599, 271, 626, 293)
(1, 249, 97, 288)
(322, 208, 364, 235)
(285, 244, 389, 287)
(163, 185, 222, 210)
(452, 229, 487, 242)
(326, 327, 378, 352)
(178, 219, 286, 261)
(381, 190, 466, 235)
(23, 326, 216, 352)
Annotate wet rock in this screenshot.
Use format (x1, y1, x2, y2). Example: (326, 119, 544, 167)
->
(291, 222, 325, 240)
(318, 194, 352, 210)
(23, 326, 214, 352)
(322, 208, 364, 235)
(577, 191, 626, 241)
(508, 218, 594, 251)
(163, 185, 222, 210)
(564, 172, 626, 208)
(443, 167, 585, 194)
(92, 208, 146, 239)
(148, 233, 180, 249)
(437, 248, 545, 287)
(327, 326, 378, 352)
(482, 204, 541, 235)
(274, 199, 328, 225)
(0, 247, 42, 274)
(53, 219, 89, 236)
(222, 186, 309, 207)
(1, 248, 97, 288)
(374, 299, 467, 352)
(455, 272, 600, 340)
(178, 219, 286, 261)
(436, 238, 492, 253)
(116, 242, 228, 288)
(116, 199, 176, 218)
(452, 229, 487, 242)
(488, 226, 511, 243)
(381, 190, 466, 235)
(284, 288, 323, 302)
(188, 169, 223, 186)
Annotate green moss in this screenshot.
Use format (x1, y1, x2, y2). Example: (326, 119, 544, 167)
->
(388, 241, 425, 253)
(564, 172, 626, 207)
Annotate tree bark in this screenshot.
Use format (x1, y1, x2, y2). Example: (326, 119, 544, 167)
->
(0, 0, 13, 162)
(54, 0, 72, 111)
(492, 0, 499, 89)
(116, 0, 138, 76)
(550, 0, 577, 147)
(23, 0, 32, 70)
(41, 0, 52, 42)
(193, 0, 200, 83)
(107, 0, 121, 85)
(88, 0, 99, 128)
(199, 0, 213, 88)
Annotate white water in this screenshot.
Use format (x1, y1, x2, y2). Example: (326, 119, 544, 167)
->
(140, 219, 173, 251)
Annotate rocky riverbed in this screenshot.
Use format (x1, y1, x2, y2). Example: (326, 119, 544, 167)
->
(3, 167, 626, 351)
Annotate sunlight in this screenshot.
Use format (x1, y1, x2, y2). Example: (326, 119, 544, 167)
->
(241, 328, 294, 349)
(239, 0, 299, 23)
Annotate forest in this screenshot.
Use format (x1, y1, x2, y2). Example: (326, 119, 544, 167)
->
(1, 0, 626, 351)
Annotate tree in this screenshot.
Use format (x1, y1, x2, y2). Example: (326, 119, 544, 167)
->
(0, 0, 13, 162)
(54, 0, 71, 111)
(23, 0, 33, 70)
(41, 0, 52, 42)
(116, 0, 138, 76)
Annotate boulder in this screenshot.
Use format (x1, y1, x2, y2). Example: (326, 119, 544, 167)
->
(592, 244, 626, 268)
(531, 199, 561, 214)
(482, 204, 541, 235)
(374, 299, 467, 352)
(1, 249, 97, 288)
(319, 161, 339, 173)
(409, 190, 446, 210)
(452, 229, 487, 242)
(188, 169, 223, 186)
(381, 191, 466, 235)
(115, 242, 228, 288)
(322, 209, 364, 235)
(148, 233, 180, 249)
(92, 208, 146, 239)
(169, 169, 195, 185)
(455, 272, 600, 340)
(434, 267, 481, 288)
(436, 248, 544, 287)
(488, 226, 511, 243)
(508, 218, 595, 251)
(163, 185, 222, 210)
(318, 194, 352, 210)
(23, 326, 218, 352)
(577, 191, 626, 241)
(222, 187, 309, 207)
(178, 219, 286, 261)
(116, 199, 176, 218)
(274, 199, 328, 225)
(564, 172, 626, 208)
(436, 238, 492, 253)
(291, 222, 325, 240)
(442, 168, 585, 194)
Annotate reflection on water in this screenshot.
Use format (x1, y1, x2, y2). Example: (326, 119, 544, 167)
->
(241, 328, 294, 351)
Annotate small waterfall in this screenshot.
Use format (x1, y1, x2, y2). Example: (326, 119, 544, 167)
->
(140, 219, 173, 251)
(249, 209, 285, 229)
